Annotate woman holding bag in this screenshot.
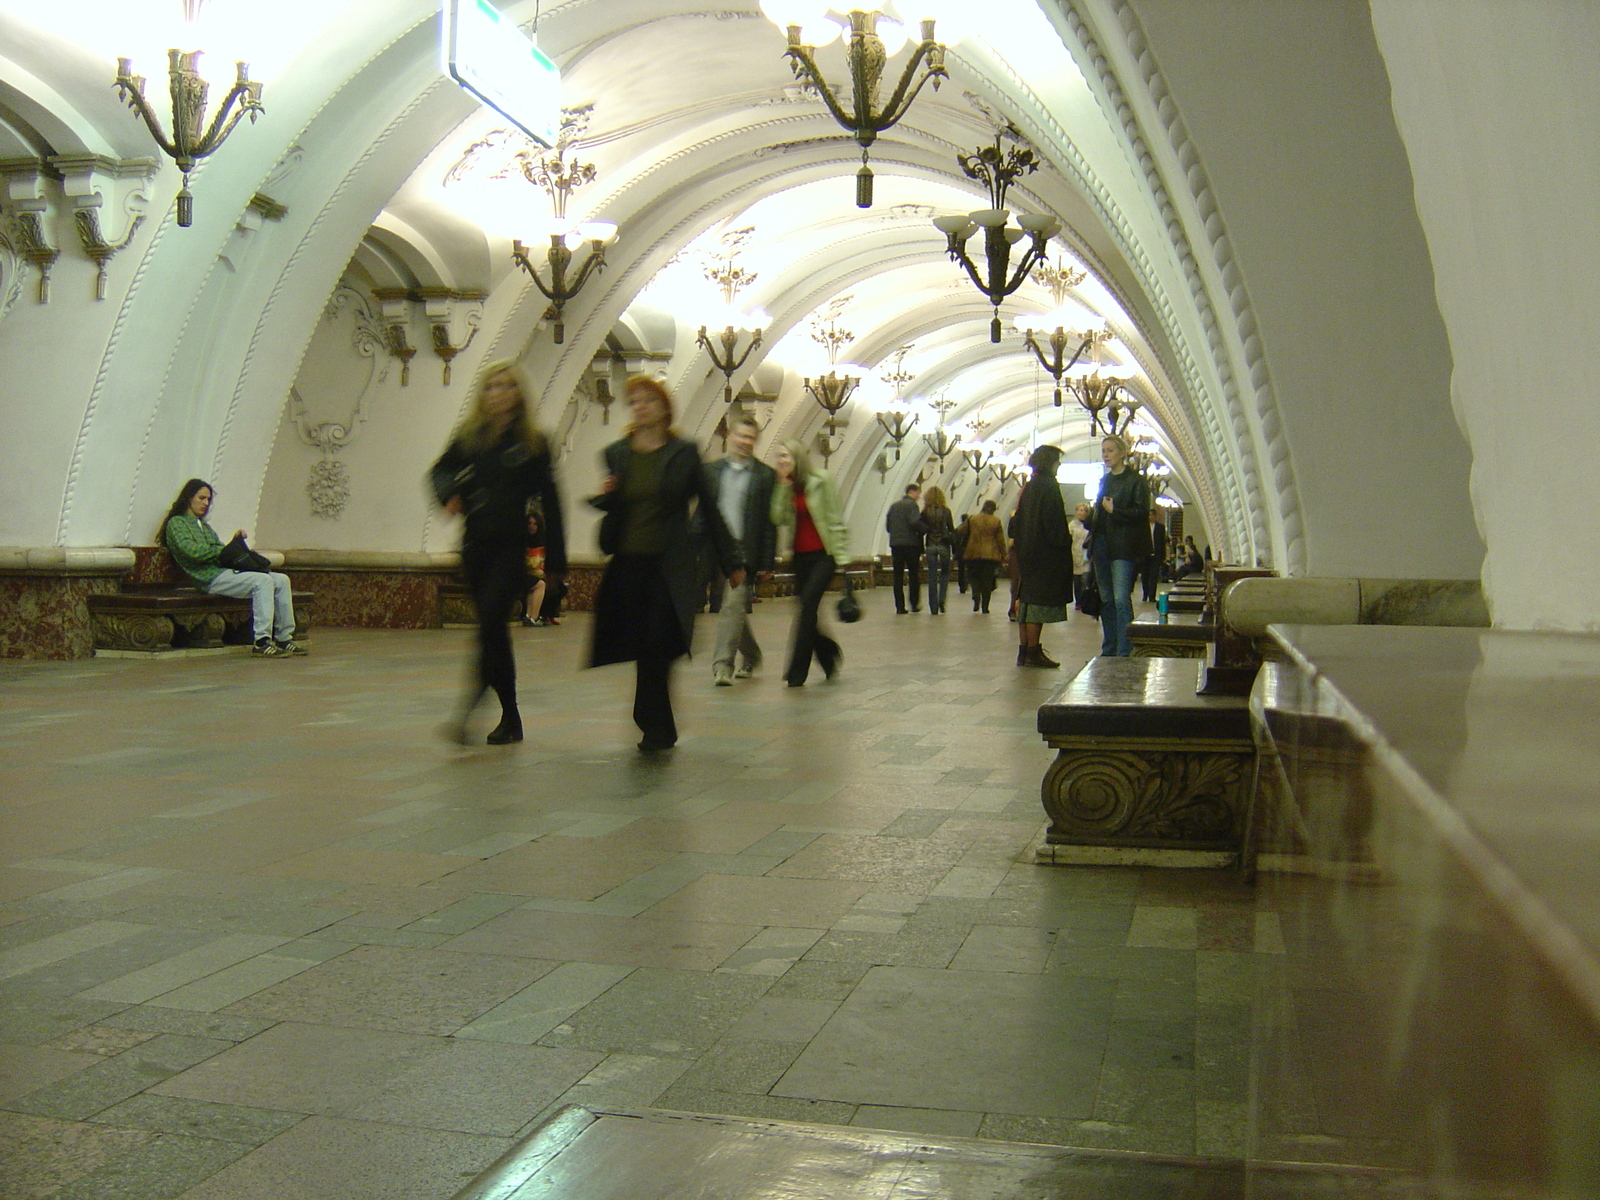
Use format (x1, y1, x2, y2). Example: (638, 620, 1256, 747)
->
(771, 439, 849, 687)
(588, 377, 742, 752)
(431, 360, 566, 744)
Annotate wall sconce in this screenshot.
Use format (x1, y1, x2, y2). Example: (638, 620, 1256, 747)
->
(932, 134, 1060, 341)
(802, 308, 862, 447)
(871, 344, 919, 460)
(761, 2, 949, 208)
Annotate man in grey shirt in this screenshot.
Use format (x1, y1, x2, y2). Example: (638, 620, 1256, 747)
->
(885, 483, 923, 614)
(701, 411, 777, 684)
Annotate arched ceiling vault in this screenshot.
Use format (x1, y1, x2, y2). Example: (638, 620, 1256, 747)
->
(0, 0, 1293, 562)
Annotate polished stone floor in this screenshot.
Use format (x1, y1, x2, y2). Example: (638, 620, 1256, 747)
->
(0, 591, 1274, 1199)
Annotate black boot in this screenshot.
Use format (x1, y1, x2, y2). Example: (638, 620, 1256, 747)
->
(486, 713, 523, 744)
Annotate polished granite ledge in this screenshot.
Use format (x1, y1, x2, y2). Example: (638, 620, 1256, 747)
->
(1225, 577, 1488, 638)
(1252, 623, 1600, 1195)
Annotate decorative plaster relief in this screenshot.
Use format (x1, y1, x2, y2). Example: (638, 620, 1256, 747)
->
(288, 282, 391, 519)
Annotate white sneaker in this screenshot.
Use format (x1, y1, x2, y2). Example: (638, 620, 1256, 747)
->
(733, 663, 755, 679)
(713, 666, 733, 686)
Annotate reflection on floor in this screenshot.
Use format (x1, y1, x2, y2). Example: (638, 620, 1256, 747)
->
(0, 596, 1278, 1199)
(460, 1106, 1404, 1200)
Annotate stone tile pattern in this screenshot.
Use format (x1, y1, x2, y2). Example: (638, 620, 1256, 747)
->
(0, 597, 1277, 1197)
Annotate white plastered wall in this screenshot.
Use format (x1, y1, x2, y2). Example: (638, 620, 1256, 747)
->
(1370, 0, 1600, 630)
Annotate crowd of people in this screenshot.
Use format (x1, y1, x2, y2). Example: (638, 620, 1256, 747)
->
(162, 364, 1196, 752)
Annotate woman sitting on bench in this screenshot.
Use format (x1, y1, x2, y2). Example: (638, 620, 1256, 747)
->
(159, 478, 304, 657)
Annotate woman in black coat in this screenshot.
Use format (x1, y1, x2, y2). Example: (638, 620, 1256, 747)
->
(1012, 444, 1073, 668)
(589, 377, 742, 752)
(431, 360, 566, 745)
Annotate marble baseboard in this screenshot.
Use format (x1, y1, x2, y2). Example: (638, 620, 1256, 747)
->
(1033, 841, 1235, 868)
(0, 572, 123, 659)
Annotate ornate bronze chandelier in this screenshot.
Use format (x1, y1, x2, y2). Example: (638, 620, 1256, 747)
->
(933, 134, 1061, 342)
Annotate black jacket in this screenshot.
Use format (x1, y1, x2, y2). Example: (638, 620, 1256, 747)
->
(1013, 474, 1073, 606)
(589, 436, 741, 665)
(885, 496, 923, 550)
(1091, 468, 1152, 562)
(430, 430, 566, 573)
(917, 506, 955, 550)
(696, 456, 777, 573)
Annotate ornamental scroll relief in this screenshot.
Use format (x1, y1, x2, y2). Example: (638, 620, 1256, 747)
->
(288, 283, 388, 519)
(1041, 746, 1246, 847)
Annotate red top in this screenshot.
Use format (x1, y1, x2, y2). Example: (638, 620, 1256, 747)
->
(793, 488, 825, 554)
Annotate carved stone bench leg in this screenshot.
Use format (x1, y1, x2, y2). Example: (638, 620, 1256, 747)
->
(1040, 735, 1254, 852)
(1130, 641, 1209, 658)
(93, 613, 176, 652)
(173, 613, 226, 648)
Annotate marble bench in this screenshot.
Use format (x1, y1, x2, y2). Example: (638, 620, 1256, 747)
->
(88, 584, 313, 653)
(1129, 613, 1212, 658)
(1035, 656, 1253, 866)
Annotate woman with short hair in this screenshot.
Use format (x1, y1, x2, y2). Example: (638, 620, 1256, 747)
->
(771, 439, 849, 686)
(431, 359, 566, 744)
(1090, 434, 1152, 657)
(589, 376, 742, 751)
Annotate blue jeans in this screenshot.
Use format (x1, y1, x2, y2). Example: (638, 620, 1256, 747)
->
(207, 569, 296, 642)
(924, 547, 950, 613)
(1091, 552, 1138, 656)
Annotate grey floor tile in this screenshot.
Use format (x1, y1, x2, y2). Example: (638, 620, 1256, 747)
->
(538, 967, 772, 1058)
(90, 1093, 305, 1145)
(48, 1131, 253, 1200)
(8, 1034, 233, 1120)
(772, 967, 1113, 1119)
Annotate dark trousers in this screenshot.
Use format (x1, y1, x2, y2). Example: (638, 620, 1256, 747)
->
(633, 656, 675, 745)
(463, 543, 524, 720)
(890, 546, 922, 612)
(1141, 557, 1160, 602)
(787, 551, 841, 685)
(968, 560, 999, 611)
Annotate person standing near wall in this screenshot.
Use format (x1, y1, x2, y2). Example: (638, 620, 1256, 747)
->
(431, 360, 566, 745)
(772, 439, 849, 687)
(589, 377, 742, 752)
(963, 498, 1007, 614)
(1070, 502, 1093, 609)
(700, 409, 776, 685)
(885, 484, 923, 614)
(1091, 434, 1152, 657)
(1012, 445, 1073, 668)
(1141, 509, 1168, 602)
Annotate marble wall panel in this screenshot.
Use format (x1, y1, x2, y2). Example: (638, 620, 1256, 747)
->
(287, 571, 450, 629)
(0, 575, 121, 659)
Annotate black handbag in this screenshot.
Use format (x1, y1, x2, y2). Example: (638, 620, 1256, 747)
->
(1076, 571, 1103, 618)
(218, 535, 272, 574)
(836, 575, 862, 623)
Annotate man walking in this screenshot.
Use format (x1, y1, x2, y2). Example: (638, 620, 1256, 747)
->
(886, 483, 923, 614)
(702, 411, 777, 685)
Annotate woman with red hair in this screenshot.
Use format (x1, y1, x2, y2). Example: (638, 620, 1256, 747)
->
(589, 377, 743, 752)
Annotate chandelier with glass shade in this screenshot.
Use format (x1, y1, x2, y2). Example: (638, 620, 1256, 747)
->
(921, 391, 960, 464)
(1016, 256, 1102, 406)
(759, 2, 963, 208)
(695, 227, 768, 403)
(870, 344, 920, 460)
(801, 310, 864, 465)
(508, 111, 617, 345)
(932, 134, 1061, 342)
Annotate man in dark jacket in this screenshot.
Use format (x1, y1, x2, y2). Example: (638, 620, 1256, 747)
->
(1141, 509, 1168, 602)
(885, 483, 923, 614)
(701, 410, 777, 685)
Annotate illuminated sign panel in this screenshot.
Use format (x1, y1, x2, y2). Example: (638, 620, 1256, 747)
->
(442, 0, 560, 148)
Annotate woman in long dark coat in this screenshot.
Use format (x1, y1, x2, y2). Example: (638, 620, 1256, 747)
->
(589, 377, 742, 752)
(431, 359, 566, 745)
(1011, 444, 1073, 668)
